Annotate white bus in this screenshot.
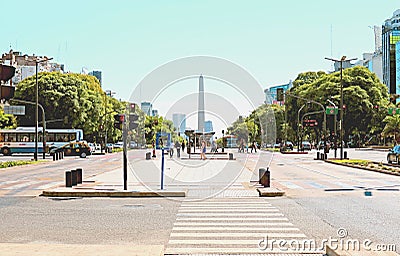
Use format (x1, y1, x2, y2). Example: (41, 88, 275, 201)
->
(0, 127, 84, 155)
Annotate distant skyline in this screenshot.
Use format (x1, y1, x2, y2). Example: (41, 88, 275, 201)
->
(2, 1, 399, 110)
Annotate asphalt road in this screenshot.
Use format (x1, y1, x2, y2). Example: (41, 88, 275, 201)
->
(0, 149, 399, 254)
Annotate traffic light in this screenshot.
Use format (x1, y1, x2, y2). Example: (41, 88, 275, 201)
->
(276, 88, 284, 101)
(114, 114, 125, 130)
(129, 114, 139, 130)
(129, 103, 136, 113)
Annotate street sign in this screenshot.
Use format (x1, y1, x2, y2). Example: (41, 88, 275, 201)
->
(3, 105, 25, 115)
(388, 108, 400, 115)
(326, 107, 338, 115)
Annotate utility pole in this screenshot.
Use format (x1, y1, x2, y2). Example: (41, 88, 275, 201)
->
(325, 56, 356, 159)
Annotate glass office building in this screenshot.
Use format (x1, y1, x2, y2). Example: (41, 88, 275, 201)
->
(382, 9, 400, 95)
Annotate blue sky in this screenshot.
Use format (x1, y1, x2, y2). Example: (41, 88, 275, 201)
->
(2, 1, 399, 112)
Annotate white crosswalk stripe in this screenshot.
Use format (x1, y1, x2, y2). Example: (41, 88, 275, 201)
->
(165, 198, 323, 255)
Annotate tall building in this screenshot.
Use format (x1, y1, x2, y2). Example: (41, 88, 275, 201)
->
(89, 70, 102, 87)
(0, 50, 63, 100)
(172, 113, 186, 134)
(382, 9, 400, 95)
(204, 120, 213, 133)
(141, 102, 153, 116)
(264, 81, 293, 104)
(198, 75, 205, 132)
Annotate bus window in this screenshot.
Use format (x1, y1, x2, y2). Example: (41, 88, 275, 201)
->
(17, 134, 30, 142)
(47, 133, 55, 142)
(70, 133, 76, 141)
(0, 133, 4, 142)
(5, 133, 16, 142)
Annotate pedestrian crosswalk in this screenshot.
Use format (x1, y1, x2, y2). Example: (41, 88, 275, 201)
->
(165, 199, 323, 255)
(274, 179, 400, 191)
(0, 180, 59, 196)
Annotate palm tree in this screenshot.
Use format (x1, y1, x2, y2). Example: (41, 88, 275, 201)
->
(382, 115, 400, 144)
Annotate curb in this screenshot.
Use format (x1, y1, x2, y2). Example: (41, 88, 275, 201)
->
(325, 160, 400, 177)
(257, 187, 285, 197)
(280, 151, 309, 154)
(41, 190, 186, 197)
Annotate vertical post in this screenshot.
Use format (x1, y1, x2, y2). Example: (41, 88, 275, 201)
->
(161, 148, 164, 190)
(34, 61, 38, 161)
(340, 60, 344, 160)
(123, 123, 127, 190)
(41, 106, 46, 159)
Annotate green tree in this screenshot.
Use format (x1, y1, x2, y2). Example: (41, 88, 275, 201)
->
(143, 115, 176, 145)
(287, 66, 389, 143)
(382, 115, 400, 144)
(13, 72, 124, 142)
(0, 106, 17, 128)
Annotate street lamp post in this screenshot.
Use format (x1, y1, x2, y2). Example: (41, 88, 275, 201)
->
(34, 57, 52, 161)
(327, 99, 337, 158)
(297, 104, 307, 152)
(325, 56, 356, 159)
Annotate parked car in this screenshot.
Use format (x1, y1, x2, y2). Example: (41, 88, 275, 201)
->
(387, 145, 400, 164)
(129, 141, 138, 149)
(88, 143, 96, 153)
(273, 143, 281, 149)
(285, 141, 294, 150)
(301, 141, 312, 151)
(106, 143, 114, 152)
(113, 142, 124, 149)
(50, 141, 92, 158)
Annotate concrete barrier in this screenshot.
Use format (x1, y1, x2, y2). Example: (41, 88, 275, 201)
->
(259, 167, 270, 187)
(65, 171, 72, 187)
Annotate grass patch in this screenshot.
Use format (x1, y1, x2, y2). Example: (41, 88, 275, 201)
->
(0, 160, 37, 169)
(331, 159, 371, 166)
(112, 147, 123, 153)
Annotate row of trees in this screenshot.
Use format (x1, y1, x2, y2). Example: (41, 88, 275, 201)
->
(227, 66, 399, 147)
(0, 71, 178, 145)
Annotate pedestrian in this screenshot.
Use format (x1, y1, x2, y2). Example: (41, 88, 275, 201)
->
(152, 141, 156, 158)
(200, 140, 207, 160)
(181, 140, 185, 152)
(175, 140, 181, 158)
(169, 141, 174, 158)
(211, 140, 217, 153)
(251, 141, 257, 153)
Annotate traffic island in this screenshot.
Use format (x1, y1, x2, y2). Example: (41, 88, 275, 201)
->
(257, 187, 285, 197)
(280, 151, 308, 154)
(41, 188, 186, 197)
(325, 159, 400, 177)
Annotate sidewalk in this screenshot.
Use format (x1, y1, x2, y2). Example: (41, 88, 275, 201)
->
(41, 166, 187, 197)
(0, 243, 164, 256)
(41, 150, 284, 198)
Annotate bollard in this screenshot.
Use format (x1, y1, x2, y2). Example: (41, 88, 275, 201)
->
(258, 168, 267, 181)
(146, 152, 151, 160)
(316, 152, 320, 160)
(344, 151, 348, 159)
(66, 171, 72, 187)
(324, 153, 327, 160)
(71, 170, 77, 186)
(76, 168, 82, 184)
(229, 153, 233, 160)
(53, 153, 56, 161)
(55, 152, 59, 161)
(260, 167, 270, 187)
(321, 153, 325, 160)
(60, 151, 63, 159)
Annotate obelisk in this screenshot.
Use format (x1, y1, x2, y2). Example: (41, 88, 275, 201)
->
(198, 75, 205, 132)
